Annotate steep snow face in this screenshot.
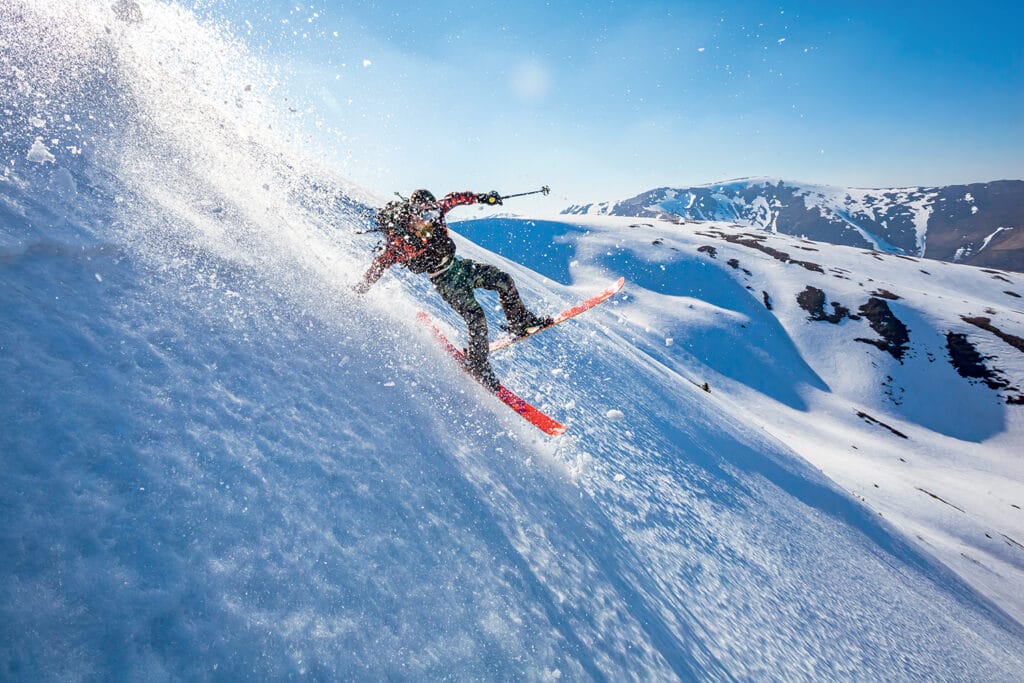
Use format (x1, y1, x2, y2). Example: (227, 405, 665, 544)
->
(3, 1, 1024, 679)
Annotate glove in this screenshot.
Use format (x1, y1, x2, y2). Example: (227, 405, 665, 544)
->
(477, 191, 502, 206)
(352, 280, 371, 295)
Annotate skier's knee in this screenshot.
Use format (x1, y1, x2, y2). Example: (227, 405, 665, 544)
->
(496, 271, 515, 292)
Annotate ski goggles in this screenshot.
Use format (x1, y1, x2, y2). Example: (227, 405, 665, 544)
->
(414, 207, 441, 223)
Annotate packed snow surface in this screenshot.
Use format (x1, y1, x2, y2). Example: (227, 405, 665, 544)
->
(2, 1, 1023, 679)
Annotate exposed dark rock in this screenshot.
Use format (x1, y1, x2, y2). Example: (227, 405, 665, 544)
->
(871, 289, 901, 300)
(697, 245, 717, 258)
(855, 298, 910, 361)
(1003, 534, 1024, 550)
(762, 291, 773, 310)
(1003, 290, 1020, 298)
(916, 488, 965, 513)
(945, 331, 1024, 403)
(698, 230, 824, 273)
(797, 286, 851, 323)
(945, 332, 1009, 391)
(961, 317, 1024, 354)
(856, 411, 908, 439)
(882, 374, 905, 405)
(726, 258, 753, 276)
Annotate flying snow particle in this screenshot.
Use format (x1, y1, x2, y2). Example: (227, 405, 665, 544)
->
(27, 138, 55, 164)
(613, 473, 626, 482)
(568, 452, 593, 482)
(29, 116, 46, 128)
(665, 337, 674, 347)
(606, 409, 625, 421)
(698, 47, 706, 52)
(362, 59, 372, 68)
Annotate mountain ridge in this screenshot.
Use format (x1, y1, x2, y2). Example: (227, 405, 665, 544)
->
(563, 178, 1024, 272)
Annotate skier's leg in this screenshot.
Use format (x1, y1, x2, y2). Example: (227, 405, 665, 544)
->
(434, 275, 500, 390)
(464, 259, 550, 335)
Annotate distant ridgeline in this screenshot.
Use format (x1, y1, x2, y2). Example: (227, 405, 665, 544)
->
(564, 179, 1024, 272)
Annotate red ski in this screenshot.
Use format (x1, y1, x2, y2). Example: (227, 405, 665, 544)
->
(489, 276, 625, 353)
(417, 312, 567, 436)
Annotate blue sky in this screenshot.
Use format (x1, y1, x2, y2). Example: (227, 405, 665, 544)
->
(219, 1, 1023, 210)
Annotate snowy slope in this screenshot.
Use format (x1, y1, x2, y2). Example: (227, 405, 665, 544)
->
(456, 214, 1024, 625)
(3, 2, 1024, 680)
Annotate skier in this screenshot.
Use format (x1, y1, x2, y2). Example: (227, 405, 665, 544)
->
(354, 189, 551, 390)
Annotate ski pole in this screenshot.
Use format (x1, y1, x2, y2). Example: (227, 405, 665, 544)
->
(499, 185, 550, 201)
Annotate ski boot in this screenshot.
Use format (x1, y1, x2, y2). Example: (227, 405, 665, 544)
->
(463, 354, 501, 392)
(502, 312, 554, 339)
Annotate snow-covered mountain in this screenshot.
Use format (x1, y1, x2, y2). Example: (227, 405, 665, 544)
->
(3, 1, 1024, 679)
(564, 178, 1024, 272)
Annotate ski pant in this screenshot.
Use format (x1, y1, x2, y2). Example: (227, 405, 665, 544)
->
(431, 258, 531, 372)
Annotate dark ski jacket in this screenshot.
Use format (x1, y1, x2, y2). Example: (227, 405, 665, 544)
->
(360, 191, 479, 287)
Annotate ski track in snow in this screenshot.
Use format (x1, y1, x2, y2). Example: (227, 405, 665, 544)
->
(2, 1, 1024, 679)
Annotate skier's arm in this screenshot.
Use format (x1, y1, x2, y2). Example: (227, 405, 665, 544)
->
(438, 190, 503, 216)
(355, 250, 397, 293)
(438, 191, 480, 216)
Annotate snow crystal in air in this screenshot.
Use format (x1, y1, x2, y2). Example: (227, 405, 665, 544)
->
(27, 138, 55, 163)
(606, 409, 625, 421)
(567, 452, 593, 482)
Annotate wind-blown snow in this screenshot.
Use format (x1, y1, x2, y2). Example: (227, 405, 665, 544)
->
(2, 1, 1024, 679)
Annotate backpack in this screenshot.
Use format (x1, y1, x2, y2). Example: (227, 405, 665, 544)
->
(373, 200, 411, 234)
(367, 200, 417, 250)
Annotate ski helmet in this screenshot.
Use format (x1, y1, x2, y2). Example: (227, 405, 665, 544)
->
(409, 189, 437, 211)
